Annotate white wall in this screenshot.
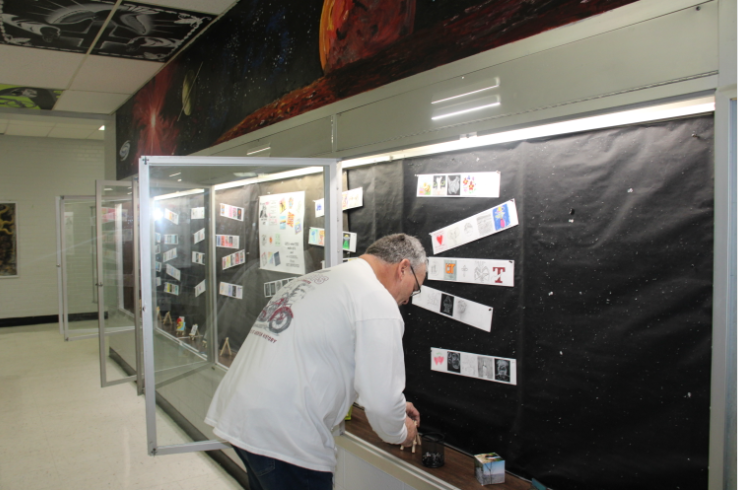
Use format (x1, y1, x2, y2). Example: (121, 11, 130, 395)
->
(0, 135, 104, 320)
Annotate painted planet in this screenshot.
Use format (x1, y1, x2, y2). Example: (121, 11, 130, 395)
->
(182, 70, 196, 116)
(319, 0, 416, 74)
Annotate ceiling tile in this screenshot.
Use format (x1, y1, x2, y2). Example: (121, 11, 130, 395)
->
(53, 91, 131, 114)
(0, 45, 83, 89)
(6, 123, 52, 137)
(140, 0, 236, 15)
(47, 127, 97, 139)
(70, 56, 163, 94)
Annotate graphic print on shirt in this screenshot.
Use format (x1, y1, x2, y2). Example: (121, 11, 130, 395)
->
(252, 270, 331, 338)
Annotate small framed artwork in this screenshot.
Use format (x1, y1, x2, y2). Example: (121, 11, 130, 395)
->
(0, 202, 18, 278)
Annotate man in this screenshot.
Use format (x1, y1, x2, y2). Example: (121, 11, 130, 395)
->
(205, 233, 427, 490)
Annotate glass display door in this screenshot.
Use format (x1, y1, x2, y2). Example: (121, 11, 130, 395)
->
(140, 156, 342, 456)
(96, 180, 143, 389)
(56, 195, 100, 341)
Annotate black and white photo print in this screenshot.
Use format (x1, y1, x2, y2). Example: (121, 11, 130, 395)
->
(495, 359, 511, 382)
(447, 351, 461, 373)
(441, 293, 455, 316)
(478, 357, 495, 380)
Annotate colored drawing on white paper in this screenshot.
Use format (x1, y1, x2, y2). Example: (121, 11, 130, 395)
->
(430, 199, 518, 254)
(164, 209, 179, 224)
(191, 207, 205, 219)
(308, 227, 357, 252)
(259, 191, 305, 274)
(220, 203, 244, 221)
(219, 282, 243, 299)
(412, 285, 493, 332)
(193, 228, 205, 244)
(165, 264, 180, 281)
(215, 234, 239, 249)
(222, 250, 245, 270)
(314, 187, 364, 217)
(192, 251, 205, 265)
(427, 257, 514, 287)
(162, 247, 177, 262)
(195, 280, 206, 297)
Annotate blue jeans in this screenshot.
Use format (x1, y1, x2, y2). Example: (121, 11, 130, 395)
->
(233, 446, 333, 490)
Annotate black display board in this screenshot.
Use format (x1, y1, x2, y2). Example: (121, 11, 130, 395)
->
(346, 116, 714, 490)
(215, 173, 349, 352)
(154, 192, 209, 343)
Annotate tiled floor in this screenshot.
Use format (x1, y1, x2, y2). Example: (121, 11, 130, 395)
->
(0, 323, 245, 490)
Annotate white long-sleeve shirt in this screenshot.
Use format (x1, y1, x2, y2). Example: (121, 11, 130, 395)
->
(205, 259, 408, 472)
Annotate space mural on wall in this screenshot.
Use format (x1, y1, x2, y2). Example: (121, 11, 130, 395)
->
(0, 0, 212, 61)
(115, 0, 640, 178)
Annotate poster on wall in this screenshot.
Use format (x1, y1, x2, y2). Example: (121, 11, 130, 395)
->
(417, 172, 500, 198)
(0, 203, 17, 277)
(258, 191, 305, 274)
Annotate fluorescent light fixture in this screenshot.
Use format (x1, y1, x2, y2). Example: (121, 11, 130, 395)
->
(432, 83, 499, 105)
(432, 101, 501, 121)
(247, 146, 271, 156)
(153, 188, 205, 201)
(99, 125, 105, 131)
(344, 96, 714, 167)
(177, 179, 182, 182)
(214, 166, 323, 190)
(169, 172, 181, 177)
(104, 187, 113, 191)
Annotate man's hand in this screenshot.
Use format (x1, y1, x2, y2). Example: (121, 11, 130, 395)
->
(401, 416, 418, 447)
(406, 401, 420, 426)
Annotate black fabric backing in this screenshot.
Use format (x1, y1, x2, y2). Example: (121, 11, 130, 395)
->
(350, 116, 714, 490)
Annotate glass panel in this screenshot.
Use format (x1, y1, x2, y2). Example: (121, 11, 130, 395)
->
(98, 182, 138, 386)
(61, 198, 99, 340)
(143, 159, 335, 450)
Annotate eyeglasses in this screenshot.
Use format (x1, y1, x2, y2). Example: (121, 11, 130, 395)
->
(409, 263, 422, 297)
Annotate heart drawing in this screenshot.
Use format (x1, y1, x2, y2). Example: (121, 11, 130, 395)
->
(433, 356, 445, 365)
(435, 234, 444, 245)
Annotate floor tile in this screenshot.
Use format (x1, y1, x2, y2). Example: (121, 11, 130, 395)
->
(0, 323, 245, 490)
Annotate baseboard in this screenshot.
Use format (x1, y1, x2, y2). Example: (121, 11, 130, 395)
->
(0, 315, 58, 328)
(68, 311, 101, 322)
(108, 348, 249, 489)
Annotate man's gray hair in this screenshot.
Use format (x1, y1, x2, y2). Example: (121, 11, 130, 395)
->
(366, 234, 427, 269)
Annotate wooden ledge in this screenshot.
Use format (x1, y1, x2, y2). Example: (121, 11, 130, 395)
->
(340, 407, 529, 490)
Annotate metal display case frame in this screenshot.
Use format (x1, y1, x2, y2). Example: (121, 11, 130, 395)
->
(95, 179, 143, 390)
(55, 194, 99, 341)
(139, 155, 342, 455)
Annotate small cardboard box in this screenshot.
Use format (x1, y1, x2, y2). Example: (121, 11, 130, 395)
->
(474, 452, 505, 485)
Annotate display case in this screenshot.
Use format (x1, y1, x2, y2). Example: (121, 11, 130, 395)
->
(56, 195, 100, 341)
(95, 180, 142, 389)
(139, 156, 341, 454)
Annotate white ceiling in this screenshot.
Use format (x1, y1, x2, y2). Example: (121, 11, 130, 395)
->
(0, 0, 237, 140)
